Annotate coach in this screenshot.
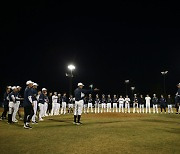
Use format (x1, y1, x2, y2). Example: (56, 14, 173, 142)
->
(73, 83, 98, 125)
(23, 80, 34, 129)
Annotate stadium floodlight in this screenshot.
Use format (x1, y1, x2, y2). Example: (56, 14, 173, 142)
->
(125, 80, 130, 95)
(68, 64, 75, 71)
(67, 64, 76, 95)
(161, 70, 168, 95)
(131, 87, 135, 91)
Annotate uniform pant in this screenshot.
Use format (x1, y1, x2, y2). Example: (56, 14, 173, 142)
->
(119, 103, 124, 113)
(101, 103, 106, 113)
(24, 105, 34, 124)
(61, 102, 66, 114)
(74, 100, 83, 115)
(175, 103, 180, 113)
(107, 103, 111, 112)
(44, 102, 48, 116)
(133, 103, 139, 113)
(113, 103, 118, 112)
(95, 104, 100, 113)
(51, 102, 56, 115)
(39, 103, 44, 120)
(12, 101, 20, 122)
(83, 104, 87, 113)
(32, 101, 37, 122)
(146, 103, 151, 113)
(8, 101, 14, 123)
(87, 103, 93, 113)
(125, 103, 130, 113)
(1, 104, 9, 119)
(160, 104, 166, 113)
(153, 104, 158, 113)
(168, 105, 173, 113)
(139, 104, 144, 113)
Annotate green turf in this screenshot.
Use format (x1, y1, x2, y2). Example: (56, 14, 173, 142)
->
(0, 109, 180, 154)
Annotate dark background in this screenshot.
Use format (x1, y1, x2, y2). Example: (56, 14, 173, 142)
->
(0, 1, 180, 100)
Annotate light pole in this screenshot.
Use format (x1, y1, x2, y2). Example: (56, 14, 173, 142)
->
(125, 80, 130, 95)
(67, 64, 75, 95)
(131, 87, 135, 97)
(161, 71, 168, 95)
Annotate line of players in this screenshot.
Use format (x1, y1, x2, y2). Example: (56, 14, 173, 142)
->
(82, 93, 180, 114)
(1, 82, 180, 127)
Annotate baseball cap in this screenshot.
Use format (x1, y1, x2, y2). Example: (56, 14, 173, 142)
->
(33, 83, 38, 86)
(78, 83, 84, 86)
(17, 86, 21, 88)
(42, 88, 47, 91)
(26, 80, 33, 85)
(7, 86, 12, 89)
(12, 86, 17, 90)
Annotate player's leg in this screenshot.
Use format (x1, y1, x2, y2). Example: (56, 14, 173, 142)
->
(133, 103, 135, 113)
(73, 101, 78, 123)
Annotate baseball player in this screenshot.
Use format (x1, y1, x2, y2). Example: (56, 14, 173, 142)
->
(124, 95, 130, 113)
(61, 93, 67, 114)
(8, 86, 17, 124)
(152, 94, 159, 114)
(51, 92, 58, 115)
(12, 86, 23, 123)
(118, 95, 124, 113)
(73, 82, 98, 125)
(32, 83, 38, 124)
(167, 95, 173, 114)
(145, 94, 151, 113)
(38, 88, 47, 121)
(44, 90, 49, 116)
(57, 93, 61, 115)
(107, 95, 112, 112)
(47, 92, 53, 115)
(139, 95, 145, 113)
(83, 96, 88, 114)
(133, 94, 139, 113)
(95, 94, 100, 113)
(68, 95, 74, 114)
(87, 94, 93, 113)
(175, 83, 180, 114)
(1, 86, 11, 120)
(159, 95, 166, 114)
(112, 95, 118, 112)
(101, 94, 106, 113)
(23, 80, 34, 129)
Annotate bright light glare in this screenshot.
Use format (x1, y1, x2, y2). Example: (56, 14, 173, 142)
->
(68, 64, 75, 70)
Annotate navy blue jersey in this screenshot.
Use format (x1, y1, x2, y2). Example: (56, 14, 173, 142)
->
(3, 92, 10, 105)
(32, 88, 38, 101)
(83, 97, 88, 104)
(138, 97, 145, 105)
(167, 97, 173, 105)
(101, 98, 106, 103)
(69, 97, 74, 104)
(9, 91, 16, 102)
(107, 98, 112, 103)
(62, 96, 67, 102)
(113, 98, 118, 103)
(38, 93, 45, 104)
(23, 87, 33, 107)
(159, 98, 166, 105)
(152, 97, 158, 104)
(88, 98, 93, 103)
(95, 98, 101, 104)
(74, 88, 92, 101)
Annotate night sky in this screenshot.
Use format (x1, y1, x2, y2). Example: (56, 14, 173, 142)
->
(1, 1, 180, 99)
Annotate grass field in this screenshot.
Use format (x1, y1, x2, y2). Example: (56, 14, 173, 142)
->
(0, 108, 180, 154)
